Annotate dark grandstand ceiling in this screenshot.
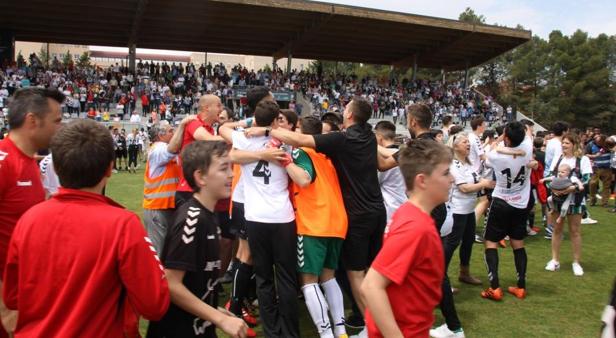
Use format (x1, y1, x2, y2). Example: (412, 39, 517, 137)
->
(0, 0, 531, 70)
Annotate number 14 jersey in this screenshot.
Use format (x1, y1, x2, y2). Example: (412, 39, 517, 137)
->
(487, 137, 533, 209)
(231, 131, 295, 223)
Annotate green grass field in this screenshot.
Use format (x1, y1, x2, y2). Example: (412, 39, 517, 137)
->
(107, 168, 616, 338)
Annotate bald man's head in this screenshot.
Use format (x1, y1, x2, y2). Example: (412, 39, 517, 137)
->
(198, 94, 223, 124)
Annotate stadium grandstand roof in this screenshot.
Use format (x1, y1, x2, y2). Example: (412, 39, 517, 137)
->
(0, 0, 531, 70)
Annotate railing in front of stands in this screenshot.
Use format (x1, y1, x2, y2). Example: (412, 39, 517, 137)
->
(471, 87, 547, 132)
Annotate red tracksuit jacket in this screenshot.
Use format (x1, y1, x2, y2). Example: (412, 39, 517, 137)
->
(3, 188, 170, 337)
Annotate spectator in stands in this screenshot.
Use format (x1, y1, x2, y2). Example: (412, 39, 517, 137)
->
(130, 110, 141, 123)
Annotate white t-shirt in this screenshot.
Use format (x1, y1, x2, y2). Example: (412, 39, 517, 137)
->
(544, 137, 563, 176)
(147, 142, 177, 178)
(230, 128, 246, 204)
(440, 203, 454, 237)
(130, 114, 141, 123)
(126, 133, 138, 147)
(40, 154, 60, 196)
(231, 131, 294, 223)
(548, 155, 592, 179)
(232, 171, 246, 204)
(468, 132, 484, 174)
(449, 159, 479, 214)
(487, 136, 533, 209)
(377, 148, 407, 222)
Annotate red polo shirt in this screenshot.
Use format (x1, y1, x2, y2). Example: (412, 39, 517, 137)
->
(365, 202, 444, 338)
(0, 137, 45, 276)
(177, 116, 215, 192)
(3, 188, 170, 337)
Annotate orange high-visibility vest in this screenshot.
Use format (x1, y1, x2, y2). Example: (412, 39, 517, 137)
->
(142, 156, 181, 210)
(294, 147, 348, 238)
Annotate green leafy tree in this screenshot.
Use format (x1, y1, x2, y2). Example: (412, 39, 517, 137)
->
(62, 50, 72, 68)
(500, 29, 616, 130)
(458, 7, 486, 24)
(37, 46, 49, 66)
(16, 51, 25, 68)
(504, 35, 549, 119)
(77, 51, 91, 68)
(459, 8, 508, 96)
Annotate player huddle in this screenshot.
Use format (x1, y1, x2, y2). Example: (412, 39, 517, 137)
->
(0, 86, 591, 338)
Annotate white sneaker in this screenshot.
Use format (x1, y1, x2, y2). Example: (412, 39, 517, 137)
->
(596, 194, 603, 200)
(350, 327, 367, 338)
(581, 217, 598, 224)
(545, 259, 560, 271)
(527, 226, 538, 236)
(572, 262, 584, 276)
(430, 324, 465, 338)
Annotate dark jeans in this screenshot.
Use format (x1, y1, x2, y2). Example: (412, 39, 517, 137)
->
(439, 237, 461, 331)
(445, 213, 476, 267)
(128, 145, 139, 168)
(246, 220, 299, 338)
(439, 212, 475, 331)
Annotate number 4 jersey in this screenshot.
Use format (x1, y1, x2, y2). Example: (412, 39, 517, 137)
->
(231, 131, 295, 223)
(487, 137, 533, 209)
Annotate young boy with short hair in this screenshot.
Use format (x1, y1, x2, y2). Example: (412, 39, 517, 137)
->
(294, 116, 349, 338)
(3, 119, 169, 337)
(147, 140, 247, 338)
(361, 139, 454, 338)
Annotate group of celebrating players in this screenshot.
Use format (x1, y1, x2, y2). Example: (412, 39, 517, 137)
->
(0, 85, 600, 338)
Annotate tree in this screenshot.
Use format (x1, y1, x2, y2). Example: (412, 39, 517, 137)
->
(498, 29, 616, 130)
(504, 35, 549, 119)
(459, 8, 508, 96)
(62, 50, 72, 68)
(16, 51, 25, 68)
(37, 46, 49, 66)
(458, 7, 486, 24)
(77, 51, 91, 68)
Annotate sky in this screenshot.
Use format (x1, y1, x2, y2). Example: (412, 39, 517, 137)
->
(319, 0, 616, 38)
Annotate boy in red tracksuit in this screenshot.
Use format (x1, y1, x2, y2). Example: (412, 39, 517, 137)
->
(3, 119, 170, 338)
(361, 140, 454, 338)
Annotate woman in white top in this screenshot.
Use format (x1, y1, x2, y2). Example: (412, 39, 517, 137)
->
(126, 128, 140, 173)
(433, 133, 494, 338)
(446, 133, 494, 284)
(545, 133, 592, 276)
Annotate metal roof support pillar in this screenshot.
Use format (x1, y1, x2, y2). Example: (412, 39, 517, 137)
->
(0, 30, 15, 68)
(463, 60, 470, 89)
(411, 54, 418, 82)
(441, 68, 446, 84)
(128, 43, 136, 74)
(287, 51, 292, 75)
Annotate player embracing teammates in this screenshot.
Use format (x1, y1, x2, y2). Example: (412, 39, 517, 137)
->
(481, 121, 535, 301)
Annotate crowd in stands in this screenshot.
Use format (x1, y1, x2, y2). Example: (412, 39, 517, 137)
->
(0, 57, 512, 135)
(301, 75, 506, 127)
(0, 57, 303, 126)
